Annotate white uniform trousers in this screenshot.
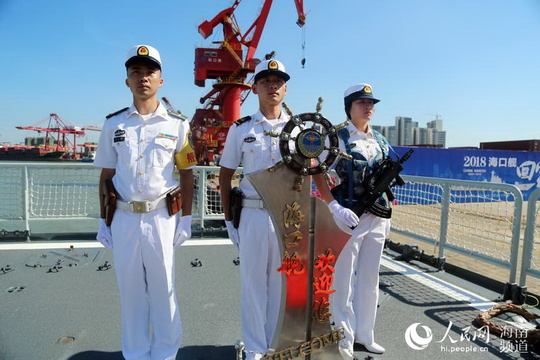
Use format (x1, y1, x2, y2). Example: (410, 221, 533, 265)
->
(238, 207, 283, 356)
(330, 213, 389, 352)
(111, 206, 182, 360)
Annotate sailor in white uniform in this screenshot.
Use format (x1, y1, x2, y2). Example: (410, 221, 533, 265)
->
(94, 45, 196, 360)
(219, 59, 291, 360)
(314, 84, 391, 360)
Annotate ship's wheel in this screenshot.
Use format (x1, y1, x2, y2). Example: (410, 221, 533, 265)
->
(279, 111, 342, 176)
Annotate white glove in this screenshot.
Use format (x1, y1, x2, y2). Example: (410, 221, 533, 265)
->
(174, 215, 192, 248)
(225, 220, 240, 251)
(97, 218, 113, 250)
(328, 200, 359, 233)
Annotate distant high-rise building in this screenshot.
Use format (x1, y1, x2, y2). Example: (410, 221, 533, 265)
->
(427, 119, 442, 131)
(396, 117, 415, 146)
(413, 127, 429, 145)
(375, 116, 447, 147)
(434, 130, 446, 147)
(372, 125, 397, 146)
(427, 117, 443, 131)
(386, 126, 397, 146)
(372, 115, 446, 147)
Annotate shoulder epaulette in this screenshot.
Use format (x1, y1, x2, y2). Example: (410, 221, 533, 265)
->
(234, 116, 252, 126)
(106, 107, 128, 119)
(167, 109, 187, 120)
(335, 121, 350, 130)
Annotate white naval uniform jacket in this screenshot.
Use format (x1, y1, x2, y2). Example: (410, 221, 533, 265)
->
(219, 110, 290, 198)
(338, 122, 387, 166)
(94, 102, 191, 202)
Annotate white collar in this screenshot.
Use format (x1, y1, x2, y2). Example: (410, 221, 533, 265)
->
(253, 109, 289, 125)
(127, 102, 168, 120)
(348, 122, 373, 137)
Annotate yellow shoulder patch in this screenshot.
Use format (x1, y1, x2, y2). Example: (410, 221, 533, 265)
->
(175, 133, 197, 169)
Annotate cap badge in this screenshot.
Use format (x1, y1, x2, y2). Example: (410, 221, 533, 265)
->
(137, 46, 149, 56)
(363, 85, 372, 94)
(268, 60, 278, 70)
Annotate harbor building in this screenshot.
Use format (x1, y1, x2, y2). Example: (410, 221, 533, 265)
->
(373, 115, 446, 148)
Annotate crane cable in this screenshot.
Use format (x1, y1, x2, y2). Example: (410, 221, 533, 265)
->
(301, 24, 306, 68)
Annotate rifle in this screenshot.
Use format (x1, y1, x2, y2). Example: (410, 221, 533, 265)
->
(350, 149, 414, 219)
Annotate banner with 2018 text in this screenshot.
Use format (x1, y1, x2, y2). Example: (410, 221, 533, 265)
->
(393, 146, 540, 201)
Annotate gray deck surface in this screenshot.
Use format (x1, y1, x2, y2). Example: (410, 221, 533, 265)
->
(1, 237, 539, 360)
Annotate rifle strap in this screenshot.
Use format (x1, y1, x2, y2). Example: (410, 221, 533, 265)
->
(367, 202, 392, 219)
(372, 130, 390, 159)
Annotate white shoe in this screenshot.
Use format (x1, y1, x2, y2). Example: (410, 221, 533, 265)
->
(356, 341, 385, 354)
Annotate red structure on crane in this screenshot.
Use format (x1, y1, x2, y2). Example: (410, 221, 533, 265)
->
(16, 113, 101, 160)
(191, 0, 305, 165)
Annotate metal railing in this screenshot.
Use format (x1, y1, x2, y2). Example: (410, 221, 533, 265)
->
(391, 175, 524, 285)
(0, 162, 102, 238)
(191, 166, 242, 230)
(519, 188, 540, 288)
(0, 163, 538, 292)
(0, 163, 234, 237)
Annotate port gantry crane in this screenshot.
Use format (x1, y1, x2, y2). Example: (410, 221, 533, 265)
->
(16, 113, 101, 159)
(191, 0, 306, 165)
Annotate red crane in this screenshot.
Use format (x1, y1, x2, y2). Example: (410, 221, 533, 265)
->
(191, 0, 306, 165)
(16, 113, 101, 159)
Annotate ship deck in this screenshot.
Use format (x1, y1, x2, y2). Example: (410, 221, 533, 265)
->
(1, 236, 538, 360)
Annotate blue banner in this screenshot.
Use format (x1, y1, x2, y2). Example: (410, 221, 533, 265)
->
(393, 146, 540, 200)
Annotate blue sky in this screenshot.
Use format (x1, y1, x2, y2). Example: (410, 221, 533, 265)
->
(1, 0, 539, 148)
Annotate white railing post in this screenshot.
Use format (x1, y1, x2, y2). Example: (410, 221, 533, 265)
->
(23, 166, 31, 242)
(438, 183, 451, 259)
(197, 167, 207, 234)
(519, 189, 540, 287)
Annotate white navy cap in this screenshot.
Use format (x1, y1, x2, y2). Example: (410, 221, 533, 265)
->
(343, 83, 380, 104)
(344, 83, 380, 119)
(125, 45, 162, 70)
(253, 59, 290, 82)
